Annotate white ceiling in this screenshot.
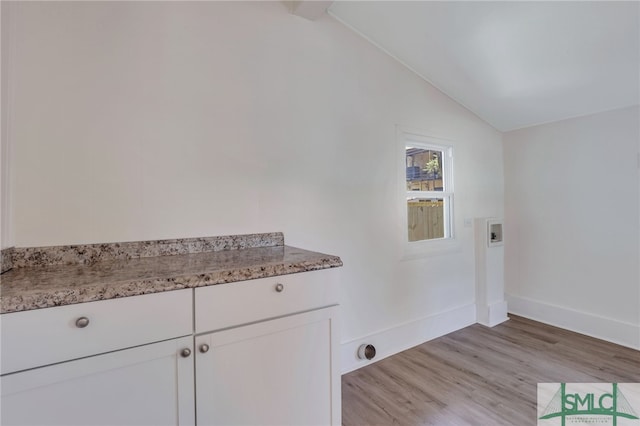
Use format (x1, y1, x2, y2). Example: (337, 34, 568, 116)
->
(328, 1, 640, 131)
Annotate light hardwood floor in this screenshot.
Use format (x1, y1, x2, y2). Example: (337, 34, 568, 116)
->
(342, 315, 640, 426)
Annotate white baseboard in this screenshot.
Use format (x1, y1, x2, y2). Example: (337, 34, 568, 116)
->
(340, 303, 476, 375)
(476, 300, 509, 327)
(507, 294, 640, 350)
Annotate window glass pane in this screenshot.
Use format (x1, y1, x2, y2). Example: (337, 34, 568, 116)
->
(406, 148, 444, 192)
(407, 198, 445, 241)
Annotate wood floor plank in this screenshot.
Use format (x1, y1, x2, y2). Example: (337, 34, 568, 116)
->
(342, 315, 640, 426)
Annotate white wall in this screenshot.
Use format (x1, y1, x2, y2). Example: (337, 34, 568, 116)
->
(4, 2, 504, 368)
(1, 1, 13, 249)
(504, 106, 640, 349)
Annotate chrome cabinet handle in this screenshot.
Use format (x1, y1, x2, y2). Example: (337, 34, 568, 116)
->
(75, 317, 90, 328)
(180, 348, 192, 358)
(200, 344, 210, 354)
(275, 283, 284, 293)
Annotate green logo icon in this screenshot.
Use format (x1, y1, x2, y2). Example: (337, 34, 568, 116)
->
(539, 383, 639, 426)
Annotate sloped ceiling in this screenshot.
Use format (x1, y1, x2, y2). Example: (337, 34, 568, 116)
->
(328, 1, 640, 131)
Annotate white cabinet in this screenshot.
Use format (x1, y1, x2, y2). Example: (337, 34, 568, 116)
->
(1, 289, 194, 426)
(195, 306, 339, 426)
(1, 336, 195, 426)
(1, 268, 340, 426)
(194, 268, 341, 426)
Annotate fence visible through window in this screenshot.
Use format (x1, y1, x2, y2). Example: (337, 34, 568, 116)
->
(407, 199, 445, 241)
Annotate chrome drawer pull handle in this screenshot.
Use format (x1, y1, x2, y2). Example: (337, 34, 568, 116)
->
(75, 317, 90, 328)
(275, 283, 284, 293)
(181, 348, 192, 358)
(200, 344, 210, 353)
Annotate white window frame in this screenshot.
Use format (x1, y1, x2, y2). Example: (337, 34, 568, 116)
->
(398, 127, 460, 259)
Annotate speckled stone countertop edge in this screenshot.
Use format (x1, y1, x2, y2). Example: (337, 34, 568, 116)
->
(1, 247, 13, 274)
(0, 246, 343, 314)
(0, 255, 342, 314)
(3, 232, 284, 270)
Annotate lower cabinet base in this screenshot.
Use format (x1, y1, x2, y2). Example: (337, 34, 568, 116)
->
(1, 307, 341, 426)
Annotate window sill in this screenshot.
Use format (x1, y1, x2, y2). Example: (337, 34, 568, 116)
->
(400, 237, 462, 261)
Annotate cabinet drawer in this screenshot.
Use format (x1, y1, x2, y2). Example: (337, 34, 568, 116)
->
(1, 289, 193, 375)
(195, 268, 338, 333)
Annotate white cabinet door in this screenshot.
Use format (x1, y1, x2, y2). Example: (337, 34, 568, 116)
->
(195, 306, 340, 426)
(1, 336, 195, 426)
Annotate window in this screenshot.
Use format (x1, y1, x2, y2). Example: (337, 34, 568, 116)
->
(403, 136, 453, 243)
